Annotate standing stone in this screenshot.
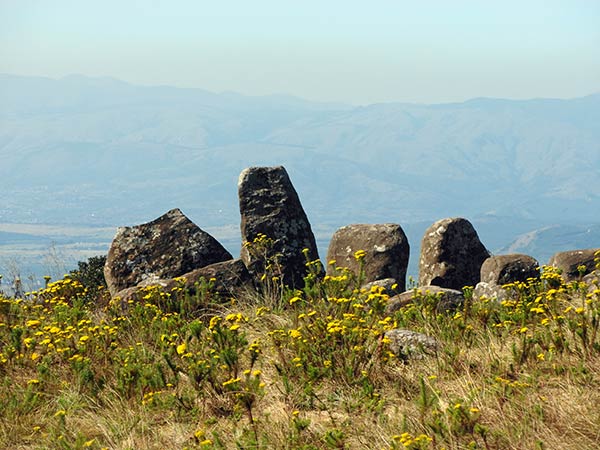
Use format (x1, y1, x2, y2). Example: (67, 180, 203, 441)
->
(419, 217, 490, 290)
(548, 249, 600, 282)
(326, 224, 410, 291)
(104, 208, 232, 295)
(238, 166, 320, 287)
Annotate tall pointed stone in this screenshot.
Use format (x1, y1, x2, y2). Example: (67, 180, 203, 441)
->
(238, 166, 320, 287)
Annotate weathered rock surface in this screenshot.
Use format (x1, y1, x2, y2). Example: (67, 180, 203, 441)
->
(238, 166, 321, 287)
(583, 271, 599, 287)
(362, 278, 402, 296)
(480, 254, 539, 285)
(548, 248, 600, 282)
(104, 208, 233, 295)
(418, 217, 490, 290)
(472, 282, 508, 301)
(474, 254, 539, 300)
(384, 329, 439, 360)
(326, 223, 410, 290)
(385, 286, 464, 315)
(176, 258, 253, 298)
(112, 259, 252, 305)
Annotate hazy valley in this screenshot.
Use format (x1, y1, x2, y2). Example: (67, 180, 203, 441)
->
(1, 74, 599, 285)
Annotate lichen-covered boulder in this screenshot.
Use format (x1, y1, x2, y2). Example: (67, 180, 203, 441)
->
(418, 218, 490, 290)
(104, 208, 232, 295)
(238, 166, 321, 288)
(385, 285, 464, 315)
(548, 249, 600, 282)
(326, 223, 409, 290)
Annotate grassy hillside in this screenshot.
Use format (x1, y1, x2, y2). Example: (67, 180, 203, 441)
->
(1, 251, 600, 449)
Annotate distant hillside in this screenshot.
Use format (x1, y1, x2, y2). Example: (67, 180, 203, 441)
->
(500, 224, 600, 264)
(0, 74, 598, 276)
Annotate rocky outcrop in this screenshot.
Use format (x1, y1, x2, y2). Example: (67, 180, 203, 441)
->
(101, 165, 598, 315)
(474, 254, 539, 300)
(385, 285, 464, 315)
(326, 224, 410, 290)
(548, 249, 600, 282)
(238, 166, 321, 288)
(418, 217, 490, 290)
(104, 208, 233, 295)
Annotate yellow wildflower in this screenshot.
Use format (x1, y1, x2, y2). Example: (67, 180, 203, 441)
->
(353, 249, 367, 261)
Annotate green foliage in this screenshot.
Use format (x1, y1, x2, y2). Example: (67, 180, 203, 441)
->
(69, 255, 108, 303)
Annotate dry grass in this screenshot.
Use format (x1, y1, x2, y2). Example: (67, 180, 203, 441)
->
(1, 257, 600, 449)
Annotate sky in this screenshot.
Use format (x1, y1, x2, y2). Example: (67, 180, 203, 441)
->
(1, 0, 599, 104)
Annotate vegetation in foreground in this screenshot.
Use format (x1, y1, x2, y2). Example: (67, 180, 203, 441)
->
(1, 246, 600, 450)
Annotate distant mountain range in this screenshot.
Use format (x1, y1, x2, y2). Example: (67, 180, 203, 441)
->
(0, 74, 598, 280)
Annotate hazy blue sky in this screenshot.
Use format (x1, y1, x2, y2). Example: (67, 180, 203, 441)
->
(1, 0, 599, 104)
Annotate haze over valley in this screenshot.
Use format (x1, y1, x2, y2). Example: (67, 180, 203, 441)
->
(1, 74, 598, 284)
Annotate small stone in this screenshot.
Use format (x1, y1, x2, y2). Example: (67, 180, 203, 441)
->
(385, 285, 464, 315)
(384, 329, 439, 360)
(361, 278, 402, 296)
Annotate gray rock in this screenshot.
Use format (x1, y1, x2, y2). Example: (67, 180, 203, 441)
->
(111, 259, 252, 307)
(362, 278, 402, 296)
(385, 285, 464, 315)
(384, 329, 439, 360)
(583, 272, 600, 301)
(480, 254, 539, 285)
(111, 276, 174, 305)
(583, 271, 599, 287)
(548, 248, 600, 282)
(104, 208, 232, 295)
(175, 258, 253, 299)
(238, 166, 321, 288)
(326, 223, 410, 290)
(473, 281, 509, 301)
(418, 217, 490, 290)
(474, 254, 539, 301)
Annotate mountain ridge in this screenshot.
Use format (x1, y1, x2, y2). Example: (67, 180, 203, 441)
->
(0, 74, 598, 278)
